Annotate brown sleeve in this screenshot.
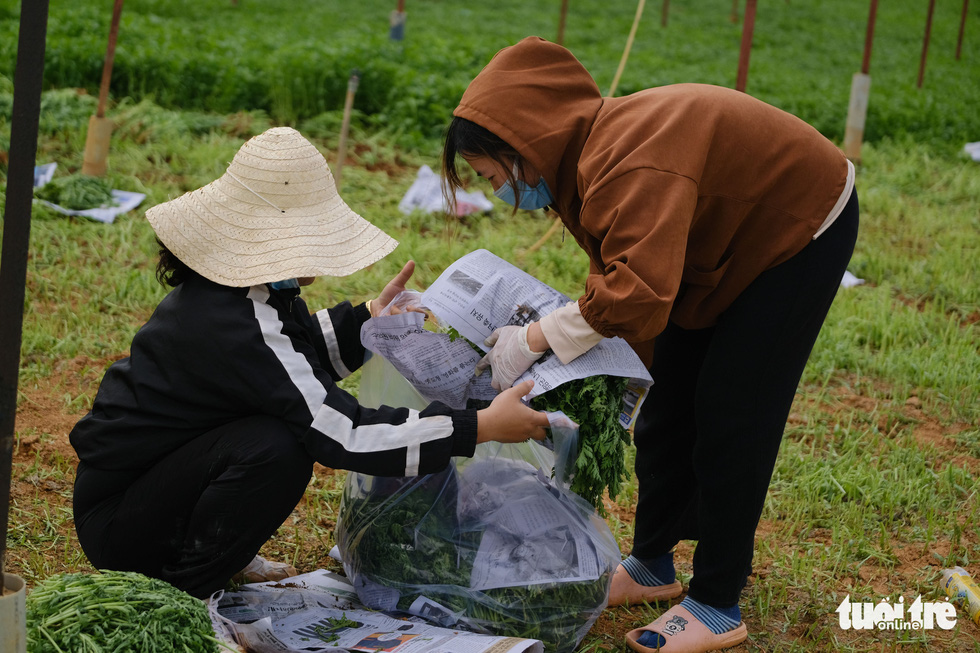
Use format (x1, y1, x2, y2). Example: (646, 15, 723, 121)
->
(576, 169, 697, 343)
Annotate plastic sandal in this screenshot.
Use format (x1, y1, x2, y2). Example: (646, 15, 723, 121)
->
(625, 604, 747, 652)
(608, 563, 683, 607)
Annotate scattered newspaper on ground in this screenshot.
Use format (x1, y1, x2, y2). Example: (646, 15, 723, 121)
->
(209, 570, 544, 653)
(360, 249, 652, 427)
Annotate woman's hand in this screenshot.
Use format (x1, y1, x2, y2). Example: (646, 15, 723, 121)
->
(476, 380, 550, 444)
(371, 260, 416, 317)
(474, 324, 548, 391)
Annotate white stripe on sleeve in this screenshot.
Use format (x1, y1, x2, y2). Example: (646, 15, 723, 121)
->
(249, 286, 453, 475)
(248, 286, 325, 419)
(315, 309, 353, 378)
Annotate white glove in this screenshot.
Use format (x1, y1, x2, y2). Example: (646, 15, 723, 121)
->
(475, 325, 547, 392)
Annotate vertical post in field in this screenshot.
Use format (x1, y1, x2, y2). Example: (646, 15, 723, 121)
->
(844, 0, 878, 162)
(735, 0, 757, 92)
(334, 69, 360, 189)
(661, 0, 669, 27)
(607, 0, 647, 97)
(557, 0, 569, 45)
(957, 0, 970, 60)
(390, 0, 406, 41)
(918, 0, 936, 87)
(1, 0, 49, 591)
(81, 0, 124, 176)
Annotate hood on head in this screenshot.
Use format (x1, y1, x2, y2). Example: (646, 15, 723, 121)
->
(453, 37, 603, 213)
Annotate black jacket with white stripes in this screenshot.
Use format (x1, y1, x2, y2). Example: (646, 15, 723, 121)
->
(69, 273, 478, 484)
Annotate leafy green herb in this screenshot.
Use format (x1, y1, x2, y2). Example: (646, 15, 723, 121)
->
(531, 375, 632, 514)
(443, 327, 633, 511)
(26, 570, 223, 653)
(35, 173, 117, 210)
(445, 326, 485, 356)
(311, 613, 360, 644)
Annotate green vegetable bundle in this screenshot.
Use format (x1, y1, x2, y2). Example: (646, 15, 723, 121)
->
(337, 456, 619, 653)
(26, 570, 221, 653)
(447, 326, 634, 513)
(530, 375, 632, 514)
(34, 173, 117, 210)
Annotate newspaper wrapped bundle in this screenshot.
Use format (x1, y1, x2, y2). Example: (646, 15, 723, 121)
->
(359, 249, 653, 511)
(336, 414, 621, 653)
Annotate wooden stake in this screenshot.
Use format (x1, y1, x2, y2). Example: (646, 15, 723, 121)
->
(96, 0, 124, 119)
(844, 0, 878, 163)
(861, 0, 878, 75)
(730, 0, 739, 24)
(918, 0, 936, 88)
(557, 0, 569, 45)
(334, 70, 360, 189)
(957, 0, 969, 60)
(82, 0, 124, 177)
(661, 0, 669, 27)
(608, 0, 646, 97)
(736, 0, 757, 92)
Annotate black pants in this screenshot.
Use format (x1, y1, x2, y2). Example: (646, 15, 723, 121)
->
(74, 415, 314, 598)
(631, 189, 859, 608)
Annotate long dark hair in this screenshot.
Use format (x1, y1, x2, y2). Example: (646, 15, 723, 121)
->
(155, 238, 194, 287)
(442, 116, 526, 215)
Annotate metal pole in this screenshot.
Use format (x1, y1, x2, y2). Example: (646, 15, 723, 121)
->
(736, 0, 757, 92)
(918, 0, 936, 88)
(1, 0, 49, 586)
(957, 0, 970, 60)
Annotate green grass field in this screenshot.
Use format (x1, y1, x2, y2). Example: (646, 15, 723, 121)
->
(2, 0, 979, 651)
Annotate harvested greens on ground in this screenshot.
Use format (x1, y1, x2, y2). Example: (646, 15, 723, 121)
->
(34, 173, 117, 210)
(26, 570, 221, 653)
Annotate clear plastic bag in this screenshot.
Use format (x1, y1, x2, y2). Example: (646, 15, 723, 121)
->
(335, 411, 620, 653)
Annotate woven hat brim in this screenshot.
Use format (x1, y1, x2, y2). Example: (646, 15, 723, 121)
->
(147, 187, 397, 286)
(145, 127, 398, 287)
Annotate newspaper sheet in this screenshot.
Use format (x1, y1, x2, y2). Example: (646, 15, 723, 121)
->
(360, 249, 651, 426)
(457, 452, 605, 591)
(209, 570, 543, 653)
(359, 311, 497, 410)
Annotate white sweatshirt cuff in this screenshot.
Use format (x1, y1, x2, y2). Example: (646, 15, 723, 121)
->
(539, 302, 605, 364)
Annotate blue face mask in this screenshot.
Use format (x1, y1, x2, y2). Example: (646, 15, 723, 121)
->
(494, 165, 554, 210)
(269, 278, 300, 291)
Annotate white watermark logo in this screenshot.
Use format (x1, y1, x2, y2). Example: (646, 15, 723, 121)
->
(836, 595, 958, 630)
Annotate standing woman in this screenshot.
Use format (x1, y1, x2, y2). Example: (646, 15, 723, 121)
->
(443, 37, 858, 653)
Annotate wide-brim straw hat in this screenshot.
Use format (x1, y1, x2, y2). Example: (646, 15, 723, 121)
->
(145, 126, 397, 287)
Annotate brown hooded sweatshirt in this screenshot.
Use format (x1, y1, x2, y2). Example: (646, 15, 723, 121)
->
(454, 37, 851, 365)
